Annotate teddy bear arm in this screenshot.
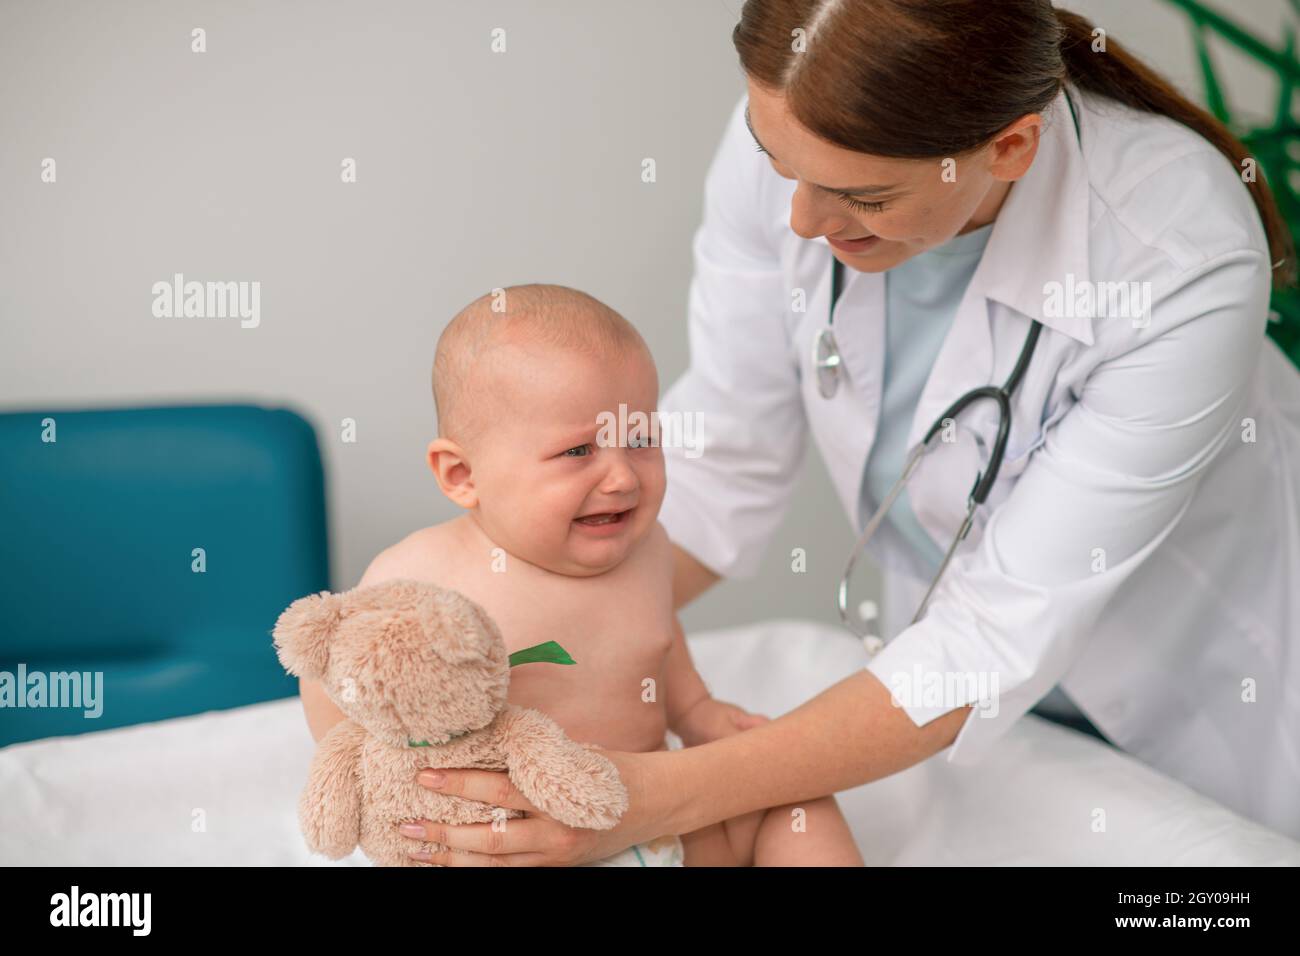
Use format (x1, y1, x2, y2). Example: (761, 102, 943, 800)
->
(299, 719, 367, 859)
(499, 708, 629, 831)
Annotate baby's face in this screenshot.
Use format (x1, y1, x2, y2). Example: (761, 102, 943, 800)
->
(467, 343, 666, 576)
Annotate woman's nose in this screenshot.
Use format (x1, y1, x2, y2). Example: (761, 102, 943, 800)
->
(788, 183, 851, 241)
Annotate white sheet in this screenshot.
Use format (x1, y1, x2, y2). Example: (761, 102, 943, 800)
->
(2, 619, 1297, 865)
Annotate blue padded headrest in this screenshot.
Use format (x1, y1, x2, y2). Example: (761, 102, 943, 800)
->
(0, 404, 329, 746)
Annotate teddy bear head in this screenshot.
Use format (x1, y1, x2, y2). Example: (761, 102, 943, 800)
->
(273, 579, 510, 748)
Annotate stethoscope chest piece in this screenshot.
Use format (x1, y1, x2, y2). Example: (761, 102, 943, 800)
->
(813, 326, 843, 399)
(814, 254, 849, 399)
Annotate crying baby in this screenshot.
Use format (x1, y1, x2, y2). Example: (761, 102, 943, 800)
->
(357, 282, 863, 866)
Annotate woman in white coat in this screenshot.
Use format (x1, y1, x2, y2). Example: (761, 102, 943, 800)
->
(406, 0, 1300, 860)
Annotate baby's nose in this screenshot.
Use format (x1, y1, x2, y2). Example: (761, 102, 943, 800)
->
(597, 447, 639, 487)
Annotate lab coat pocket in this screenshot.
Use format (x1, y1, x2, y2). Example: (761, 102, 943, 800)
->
(998, 391, 1071, 479)
(977, 446, 1034, 520)
(999, 432, 1045, 479)
(964, 403, 1039, 485)
(982, 396, 1070, 513)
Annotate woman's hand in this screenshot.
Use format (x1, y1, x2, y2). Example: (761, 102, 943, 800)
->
(396, 748, 676, 866)
(675, 697, 770, 748)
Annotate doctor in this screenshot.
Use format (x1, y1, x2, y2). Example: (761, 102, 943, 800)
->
(402, 0, 1300, 861)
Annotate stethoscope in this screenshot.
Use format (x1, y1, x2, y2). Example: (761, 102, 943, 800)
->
(819, 87, 1081, 651)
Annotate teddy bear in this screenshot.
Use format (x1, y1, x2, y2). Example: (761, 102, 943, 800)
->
(272, 578, 628, 866)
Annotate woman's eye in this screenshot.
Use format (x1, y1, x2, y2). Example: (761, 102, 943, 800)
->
(838, 193, 887, 214)
(754, 143, 795, 177)
(562, 444, 591, 458)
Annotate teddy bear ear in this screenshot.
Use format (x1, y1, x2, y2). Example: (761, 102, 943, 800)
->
(272, 590, 343, 680)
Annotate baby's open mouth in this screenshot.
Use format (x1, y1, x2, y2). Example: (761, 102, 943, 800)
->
(574, 508, 631, 527)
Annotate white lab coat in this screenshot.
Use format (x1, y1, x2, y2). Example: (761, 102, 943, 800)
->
(658, 85, 1300, 838)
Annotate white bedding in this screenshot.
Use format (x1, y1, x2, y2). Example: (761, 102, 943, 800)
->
(3, 619, 1297, 865)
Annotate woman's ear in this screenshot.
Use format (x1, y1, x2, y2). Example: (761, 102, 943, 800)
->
(427, 437, 478, 509)
(988, 112, 1043, 182)
(272, 590, 343, 680)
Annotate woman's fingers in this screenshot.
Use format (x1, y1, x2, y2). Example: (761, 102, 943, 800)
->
(403, 749, 661, 865)
(399, 817, 593, 864)
(417, 768, 539, 814)
(411, 848, 553, 868)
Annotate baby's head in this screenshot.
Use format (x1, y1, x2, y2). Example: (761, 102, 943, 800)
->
(429, 284, 665, 576)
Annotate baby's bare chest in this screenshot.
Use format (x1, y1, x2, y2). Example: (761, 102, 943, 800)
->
(397, 527, 676, 749)
(473, 572, 674, 689)
(410, 530, 676, 690)
(496, 587, 674, 749)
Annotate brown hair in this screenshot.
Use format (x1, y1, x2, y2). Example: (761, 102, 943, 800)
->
(733, 0, 1295, 287)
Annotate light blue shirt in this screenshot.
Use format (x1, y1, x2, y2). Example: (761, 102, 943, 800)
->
(859, 222, 994, 577)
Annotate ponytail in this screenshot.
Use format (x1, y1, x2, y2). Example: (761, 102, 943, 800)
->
(1054, 7, 1295, 289)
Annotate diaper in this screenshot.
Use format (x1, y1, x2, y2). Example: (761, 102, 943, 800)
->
(582, 731, 686, 867)
(583, 833, 685, 867)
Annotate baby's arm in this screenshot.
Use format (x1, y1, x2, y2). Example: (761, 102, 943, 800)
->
(663, 614, 713, 734)
(299, 542, 413, 743)
(664, 614, 770, 747)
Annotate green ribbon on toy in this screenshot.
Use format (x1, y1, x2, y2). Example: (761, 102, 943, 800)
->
(407, 641, 576, 747)
(507, 640, 576, 668)
(408, 735, 459, 747)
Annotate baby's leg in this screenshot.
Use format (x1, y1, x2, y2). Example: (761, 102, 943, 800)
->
(684, 797, 863, 866)
(735, 795, 864, 866)
(679, 819, 747, 866)
(679, 811, 766, 866)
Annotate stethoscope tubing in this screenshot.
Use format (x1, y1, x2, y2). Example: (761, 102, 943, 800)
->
(824, 86, 1079, 642)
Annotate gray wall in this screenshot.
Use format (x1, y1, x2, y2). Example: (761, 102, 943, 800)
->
(1, 0, 1288, 633)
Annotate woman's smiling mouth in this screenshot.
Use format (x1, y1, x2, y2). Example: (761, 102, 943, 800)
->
(827, 234, 880, 253)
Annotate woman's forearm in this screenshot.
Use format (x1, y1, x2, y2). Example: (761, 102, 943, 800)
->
(655, 668, 971, 834)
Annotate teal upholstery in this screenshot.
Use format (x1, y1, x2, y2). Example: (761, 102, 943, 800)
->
(0, 404, 329, 746)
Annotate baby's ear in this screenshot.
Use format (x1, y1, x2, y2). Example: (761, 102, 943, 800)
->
(273, 590, 344, 680)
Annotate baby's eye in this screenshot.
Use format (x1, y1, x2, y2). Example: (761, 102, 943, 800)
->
(562, 444, 592, 458)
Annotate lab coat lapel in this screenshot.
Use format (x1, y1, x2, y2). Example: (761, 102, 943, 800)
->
(979, 85, 1094, 346)
(796, 247, 886, 532)
(904, 86, 1093, 547)
(835, 263, 887, 529)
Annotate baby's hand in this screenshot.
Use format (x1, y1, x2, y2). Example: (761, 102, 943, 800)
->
(675, 697, 770, 748)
